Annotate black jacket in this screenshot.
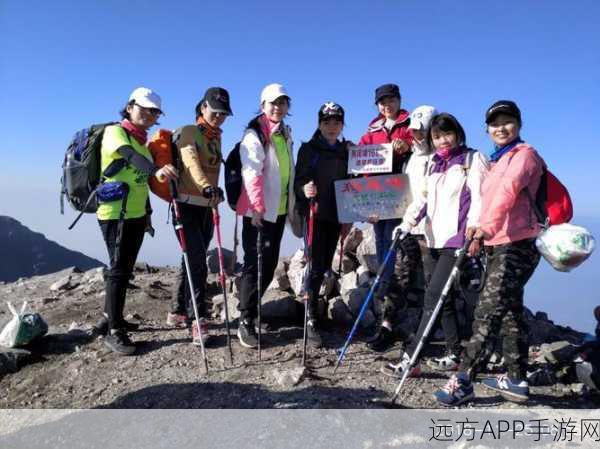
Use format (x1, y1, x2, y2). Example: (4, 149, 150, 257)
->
(294, 133, 349, 223)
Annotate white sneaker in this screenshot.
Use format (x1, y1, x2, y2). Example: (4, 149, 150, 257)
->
(427, 354, 460, 371)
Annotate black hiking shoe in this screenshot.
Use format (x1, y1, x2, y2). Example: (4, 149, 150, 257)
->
(306, 319, 322, 348)
(104, 329, 136, 355)
(367, 326, 394, 352)
(93, 316, 139, 336)
(237, 319, 258, 349)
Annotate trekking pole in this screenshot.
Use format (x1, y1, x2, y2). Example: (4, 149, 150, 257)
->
(390, 237, 473, 404)
(333, 230, 408, 374)
(212, 206, 234, 365)
(257, 228, 263, 361)
(169, 180, 209, 374)
(302, 199, 318, 366)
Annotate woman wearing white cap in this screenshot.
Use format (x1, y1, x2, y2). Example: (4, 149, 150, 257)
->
(235, 83, 297, 348)
(94, 87, 177, 355)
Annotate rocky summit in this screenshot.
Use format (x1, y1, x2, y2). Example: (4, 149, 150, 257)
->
(0, 226, 597, 409)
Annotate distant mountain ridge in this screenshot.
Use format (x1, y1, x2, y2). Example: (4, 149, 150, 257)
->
(0, 216, 103, 282)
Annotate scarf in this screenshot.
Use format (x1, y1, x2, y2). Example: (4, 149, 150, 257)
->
(120, 119, 147, 145)
(489, 137, 524, 162)
(196, 116, 222, 140)
(435, 145, 458, 160)
(258, 113, 283, 141)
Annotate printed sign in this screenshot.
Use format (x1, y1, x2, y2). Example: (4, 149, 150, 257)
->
(334, 174, 411, 223)
(347, 144, 393, 175)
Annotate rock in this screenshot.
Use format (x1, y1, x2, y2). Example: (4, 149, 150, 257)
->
(340, 272, 358, 296)
(134, 262, 158, 273)
(319, 270, 337, 298)
(68, 321, 80, 332)
(50, 276, 77, 292)
(206, 248, 235, 275)
(344, 287, 370, 314)
(262, 290, 302, 319)
(357, 265, 372, 287)
(328, 297, 353, 326)
(272, 366, 306, 388)
(535, 341, 578, 365)
(0, 348, 32, 375)
(288, 249, 308, 297)
(41, 297, 59, 305)
(213, 293, 241, 322)
(356, 227, 379, 273)
(267, 261, 291, 291)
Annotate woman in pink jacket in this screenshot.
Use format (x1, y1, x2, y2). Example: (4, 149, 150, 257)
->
(435, 100, 545, 406)
(236, 83, 296, 349)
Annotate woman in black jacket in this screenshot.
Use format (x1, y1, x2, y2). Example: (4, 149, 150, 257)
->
(294, 102, 351, 347)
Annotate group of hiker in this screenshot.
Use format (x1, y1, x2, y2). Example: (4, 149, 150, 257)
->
(83, 81, 561, 407)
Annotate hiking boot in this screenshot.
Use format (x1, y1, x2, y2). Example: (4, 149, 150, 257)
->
(433, 372, 474, 407)
(191, 318, 210, 346)
(237, 319, 258, 349)
(104, 329, 136, 355)
(380, 352, 421, 379)
(166, 311, 189, 328)
(93, 316, 139, 336)
(367, 326, 394, 352)
(306, 319, 322, 348)
(426, 353, 460, 371)
(482, 374, 529, 403)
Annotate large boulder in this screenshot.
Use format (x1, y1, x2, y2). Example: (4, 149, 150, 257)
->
(288, 249, 307, 297)
(267, 260, 291, 291)
(261, 290, 302, 319)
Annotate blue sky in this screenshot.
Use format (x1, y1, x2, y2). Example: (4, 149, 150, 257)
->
(1, 0, 598, 331)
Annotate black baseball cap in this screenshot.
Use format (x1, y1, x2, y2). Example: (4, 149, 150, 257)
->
(375, 83, 401, 104)
(318, 102, 345, 122)
(485, 100, 521, 125)
(202, 87, 233, 115)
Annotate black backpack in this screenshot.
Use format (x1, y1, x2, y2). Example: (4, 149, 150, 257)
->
(60, 122, 118, 215)
(224, 120, 266, 211)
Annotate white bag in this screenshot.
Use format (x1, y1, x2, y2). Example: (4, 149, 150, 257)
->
(0, 301, 48, 348)
(536, 223, 596, 272)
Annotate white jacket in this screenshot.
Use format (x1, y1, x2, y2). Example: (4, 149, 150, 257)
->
(237, 126, 297, 225)
(402, 142, 433, 236)
(402, 147, 489, 249)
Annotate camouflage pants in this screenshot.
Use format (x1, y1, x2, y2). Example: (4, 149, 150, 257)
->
(460, 238, 540, 380)
(379, 234, 427, 323)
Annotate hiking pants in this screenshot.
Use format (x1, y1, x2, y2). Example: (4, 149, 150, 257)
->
(460, 238, 540, 380)
(171, 203, 214, 319)
(381, 233, 423, 323)
(406, 248, 462, 358)
(373, 218, 402, 291)
(307, 219, 341, 318)
(238, 215, 286, 321)
(99, 216, 146, 330)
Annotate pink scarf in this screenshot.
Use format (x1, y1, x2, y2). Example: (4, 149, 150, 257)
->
(258, 114, 282, 141)
(120, 119, 148, 145)
(436, 147, 453, 159)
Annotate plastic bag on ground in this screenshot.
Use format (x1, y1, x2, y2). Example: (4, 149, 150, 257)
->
(0, 302, 48, 348)
(536, 223, 596, 272)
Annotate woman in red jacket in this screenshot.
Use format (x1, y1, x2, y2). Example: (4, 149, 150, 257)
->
(358, 84, 413, 347)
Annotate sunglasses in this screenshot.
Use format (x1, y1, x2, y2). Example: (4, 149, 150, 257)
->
(135, 103, 163, 117)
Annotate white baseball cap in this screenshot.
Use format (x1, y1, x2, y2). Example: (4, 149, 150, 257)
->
(129, 87, 162, 111)
(409, 105, 438, 131)
(260, 83, 289, 104)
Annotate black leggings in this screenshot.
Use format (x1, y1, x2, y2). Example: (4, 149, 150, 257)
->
(99, 216, 146, 330)
(307, 219, 341, 316)
(406, 248, 461, 358)
(238, 215, 286, 321)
